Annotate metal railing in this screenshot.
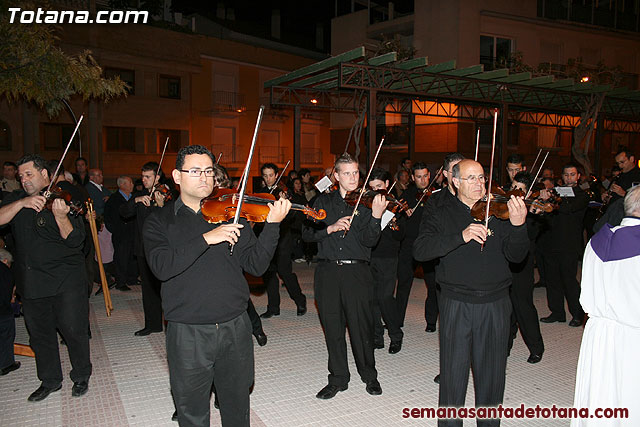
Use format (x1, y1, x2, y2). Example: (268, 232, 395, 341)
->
(301, 148, 322, 164)
(258, 146, 286, 163)
(210, 143, 248, 163)
(212, 91, 246, 113)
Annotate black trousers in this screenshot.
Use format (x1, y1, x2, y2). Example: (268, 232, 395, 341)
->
(0, 315, 15, 369)
(22, 289, 92, 388)
(137, 255, 163, 331)
(543, 250, 584, 320)
(370, 257, 403, 343)
(167, 313, 253, 427)
(423, 260, 439, 327)
(264, 243, 305, 313)
(246, 299, 263, 336)
(112, 236, 137, 287)
(314, 262, 377, 387)
(509, 251, 544, 355)
(438, 295, 511, 427)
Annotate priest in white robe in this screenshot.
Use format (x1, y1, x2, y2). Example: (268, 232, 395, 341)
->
(572, 185, 640, 426)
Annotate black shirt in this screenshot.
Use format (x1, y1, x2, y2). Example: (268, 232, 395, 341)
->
(399, 183, 428, 240)
(0, 262, 14, 317)
(539, 185, 589, 256)
(371, 219, 404, 259)
(143, 197, 280, 324)
(1, 191, 86, 299)
(302, 189, 382, 262)
(613, 167, 640, 202)
(120, 189, 161, 257)
(413, 193, 528, 303)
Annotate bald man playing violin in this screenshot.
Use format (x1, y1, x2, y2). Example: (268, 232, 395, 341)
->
(0, 154, 91, 402)
(414, 159, 528, 427)
(143, 145, 290, 427)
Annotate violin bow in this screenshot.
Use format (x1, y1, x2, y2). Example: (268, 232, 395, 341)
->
(482, 108, 499, 250)
(149, 137, 169, 197)
(388, 180, 397, 194)
(474, 127, 480, 161)
(230, 105, 265, 254)
(528, 149, 543, 180)
(413, 166, 443, 210)
(525, 151, 549, 200)
(216, 152, 223, 165)
(270, 159, 290, 195)
(45, 115, 84, 196)
(343, 136, 385, 237)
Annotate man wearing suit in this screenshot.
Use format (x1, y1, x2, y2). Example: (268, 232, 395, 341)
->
(85, 169, 111, 215)
(104, 176, 136, 292)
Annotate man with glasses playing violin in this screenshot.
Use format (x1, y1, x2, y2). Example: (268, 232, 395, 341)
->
(414, 159, 528, 426)
(143, 145, 291, 427)
(303, 153, 388, 400)
(120, 162, 168, 337)
(0, 154, 91, 402)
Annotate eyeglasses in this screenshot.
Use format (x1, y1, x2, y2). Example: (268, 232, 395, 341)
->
(179, 169, 215, 177)
(459, 175, 486, 183)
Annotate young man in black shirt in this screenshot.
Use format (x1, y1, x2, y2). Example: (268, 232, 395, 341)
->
(538, 163, 589, 326)
(0, 154, 92, 402)
(143, 145, 290, 427)
(120, 162, 167, 337)
(609, 146, 640, 202)
(302, 154, 387, 399)
(414, 159, 528, 426)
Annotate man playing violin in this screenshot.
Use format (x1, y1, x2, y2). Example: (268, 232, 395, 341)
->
(414, 159, 528, 426)
(258, 163, 307, 319)
(0, 154, 92, 402)
(120, 162, 167, 337)
(143, 145, 291, 427)
(302, 153, 388, 399)
(397, 162, 433, 330)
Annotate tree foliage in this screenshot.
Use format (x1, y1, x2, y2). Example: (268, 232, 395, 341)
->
(0, 0, 127, 116)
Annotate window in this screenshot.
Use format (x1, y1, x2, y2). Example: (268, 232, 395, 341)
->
(105, 126, 135, 152)
(42, 123, 78, 151)
(480, 35, 513, 71)
(159, 75, 181, 99)
(157, 129, 182, 153)
(104, 67, 135, 95)
(0, 120, 11, 151)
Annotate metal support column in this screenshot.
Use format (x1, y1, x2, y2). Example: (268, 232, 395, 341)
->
(293, 106, 301, 171)
(408, 113, 415, 161)
(594, 114, 605, 176)
(367, 90, 377, 168)
(498, 104, 509, 185)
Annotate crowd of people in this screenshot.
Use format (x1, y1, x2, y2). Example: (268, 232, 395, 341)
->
(0, 144, 639, 427)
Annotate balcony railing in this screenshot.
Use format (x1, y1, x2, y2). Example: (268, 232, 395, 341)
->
(301, 148, 322, 164)
(258, 146, 286, 163)
(210, 143, 248, 163)
(212, 91, 246, 113)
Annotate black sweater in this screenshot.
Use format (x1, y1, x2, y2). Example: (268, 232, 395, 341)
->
(413, 194, 529, 303)
(143, 197, 280, 324)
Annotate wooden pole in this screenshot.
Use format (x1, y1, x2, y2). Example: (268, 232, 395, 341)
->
(14, 343, 35, 357)
(86, 200, 112, 315)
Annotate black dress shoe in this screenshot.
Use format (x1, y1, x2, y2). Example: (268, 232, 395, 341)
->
(255, 332, 267, 346)
(425, 324, 436, 333)
(569, 318, 583, 327)
(527, 353, 543, 364)
(297, 305, 307, 316)
(214, 394, 219, 409)
(28, 384, 62, 402)
(365, 379, 382, 395)
(134, 327, 162, 336)
(373, 341, 384, 349)
(540, 315, 566, 323)
(388, 341, 402, 354)
(433, 374, 440, 384)
(94, 287, 103, 296)
(260, 310, 279, 319)
(316, 383, 347, 399)
(0, 361, 20, 376)
(116, 284, 131, 291)
(171, 411, 178, 422)
(71, 381, 89, 397)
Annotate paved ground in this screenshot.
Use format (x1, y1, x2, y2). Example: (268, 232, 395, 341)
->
(1, 263, 582, 426)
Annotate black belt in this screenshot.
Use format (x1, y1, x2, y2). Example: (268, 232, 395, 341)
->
(319, 259, 369, 266)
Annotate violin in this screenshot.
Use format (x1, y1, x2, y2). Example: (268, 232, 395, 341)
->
(200, 187, 326, 224)
(470, 189, 557, 221)
(344, 188, 409, 214)
(151, 183, 173, 204)
(42, 186, 85, 217)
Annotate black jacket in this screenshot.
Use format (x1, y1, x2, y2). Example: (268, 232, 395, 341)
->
(104, 191, 135, 242)
(120, 189, 162, 257)
(413, 193, 528, 303)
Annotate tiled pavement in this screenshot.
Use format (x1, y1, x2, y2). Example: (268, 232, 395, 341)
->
(1, 263, 582, 426)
